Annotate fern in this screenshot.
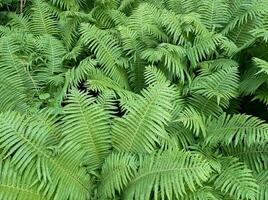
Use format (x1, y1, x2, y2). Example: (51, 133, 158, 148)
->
(124, 150, 213, 199)
(112, 79, 174, 153)
(213, 157, 258, 200)
(205, 113, 268, 146)
(62, 89, 111, 170)
(0, 0, 268, 199)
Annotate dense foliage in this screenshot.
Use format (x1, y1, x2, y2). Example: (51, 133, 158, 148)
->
(0, 0, 268, 199)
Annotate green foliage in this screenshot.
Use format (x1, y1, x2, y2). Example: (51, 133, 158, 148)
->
(0, 0, 268, 199)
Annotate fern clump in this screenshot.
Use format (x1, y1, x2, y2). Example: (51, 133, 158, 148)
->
(0, 0, 268, 199)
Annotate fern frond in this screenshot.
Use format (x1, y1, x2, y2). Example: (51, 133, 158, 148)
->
(0, 111, 91, 200)
(177, 186, 219, 200)
(222, 0, 267, 35)
(124, 150, 213, 200)
(191, 66, 239, 104)
(49, 0, 84, 11)
(173, 106, 206, 137)
(252, 28, 268, 43)
(205, 113, 268, 146)
(256, 170, 268, 200)
(67, 57, 96, 89)
(224, 144, 268, 173)
(119, 25, 144, 58)
(118, 0, 138, 12)
(80, 23, 128, 87)
(142, 43, 187, 80)
(86, 67, 137, 101)
(7, 13, 31, 32)
(187, 94, 225, 117)
(36, 35, 67, 86)
(198, 0, 229, 31)
(199, 58, 239, 72)
(128, 3, 167, 42)
(187, 33, 221, 67)
(226, 19, 257, 49)
(252, 86, 268, 105)
(99, 152, 137, 198)
(112, 71, 174, 153)
(92, 7, 127, 28)
(213, 157, 258, 200)
(164, 123, 194, 149)
(0, 36, 35, 112)
(253, 57, 268, 75)
(30, 0, 59, 35)
(0, 159, 45, 200)
(62, 89, 111, 170)
(239, 67, 267, 96)
(166, 0, 197, 14)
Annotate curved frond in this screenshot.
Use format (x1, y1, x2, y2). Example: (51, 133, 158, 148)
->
(80, 23, 128, 87)
(198, 0, 229, 31)
(124, 150, 213, 200)
(112, 71, 174, 153)
(205, 113, 268, 146)
(0, 159, 45, 200)
(166, 0, 197, 14)
(213, 157, 258, 200)
(142, 43, 187, 80)
(173, 106, 206, 137)
(36, 35, 67, 86)
(99, 152, 137, 198)
(62, 89, 111, 170)
(30, 0, 58, 35)
(0, 111, 91, 200)
(191, 66, 239, 104)
(256, 170, 268, 200)
(224, 144, 268, 173)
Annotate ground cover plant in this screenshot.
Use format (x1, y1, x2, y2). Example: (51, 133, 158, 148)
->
(0, 0, 268, 199)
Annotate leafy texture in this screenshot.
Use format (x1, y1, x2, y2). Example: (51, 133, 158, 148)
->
(0, 0, 268, 199)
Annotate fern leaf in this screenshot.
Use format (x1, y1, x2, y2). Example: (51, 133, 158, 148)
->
(62, 89, 111, 170)
(213, 157, 258, 200)
(224, 144, 268, 173)
(256, 170, 268, 200)
(191, 66, 239, 104)
(198, 0, 229, 31)
(80, 23, 128, 87)
(99, 152, 137, 198)
(36, 35, 67, 86)
(205, 113, 268, 146)
(0, 159, 45, 200)
(0, 111, 91, 200)
(124, 150, 213, 199)
(30, 0, 58, 35)
(173, 106, 207, 137)
(112, 70, 174, 153)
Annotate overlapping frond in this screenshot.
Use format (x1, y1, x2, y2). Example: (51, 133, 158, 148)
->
(198, 0, 229, 31)
(62, 89, 111, 170)
(0, 36, 35, 112)
(99, 152, 137, 198)
(224, 144, 268, 174)
(124, 150, 213, 200)
(80, 23, 128, 87)
(205, 113, 268, 146)
(30, 0, 59, 35)
(173, 106, 207, 137)
(0, 159, 45, 200)
(0, 111, 91, 200)
(112, 70, 174, 153)
(0, 0, 268, 199)
(191, 66, 239, 104)
(36, 35, 67, 86)
(213, 157, 258, 200)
